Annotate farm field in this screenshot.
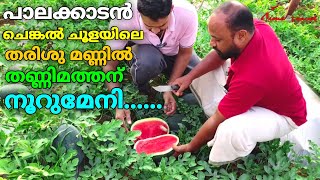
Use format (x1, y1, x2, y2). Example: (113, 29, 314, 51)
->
(0, 0, 319, 179)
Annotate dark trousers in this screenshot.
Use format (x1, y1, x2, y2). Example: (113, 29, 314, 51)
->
(128, 44, 200, 93)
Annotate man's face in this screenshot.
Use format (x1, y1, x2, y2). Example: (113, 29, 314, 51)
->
(141, 15, 170, 34)
(208, 13, 241, 60)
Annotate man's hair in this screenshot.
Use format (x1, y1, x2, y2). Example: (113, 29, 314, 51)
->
(137, 0, 172, 21)
(215, 1, 255, 34)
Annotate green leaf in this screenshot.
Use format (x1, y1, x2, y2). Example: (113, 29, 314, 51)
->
(239, 174, 251, 180)
(264, 166, 273, 174)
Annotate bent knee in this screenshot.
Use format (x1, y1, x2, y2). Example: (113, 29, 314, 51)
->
(217, 121, 256, 152)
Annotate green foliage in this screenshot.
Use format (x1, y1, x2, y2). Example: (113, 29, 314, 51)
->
(292, 141, 320, 178)
(243, 0, 320, 94)
(0, 0, 319, 179)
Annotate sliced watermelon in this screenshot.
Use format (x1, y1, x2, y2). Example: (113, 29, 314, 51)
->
(133, 134, 179, 156)
(130, 117, 169, 140)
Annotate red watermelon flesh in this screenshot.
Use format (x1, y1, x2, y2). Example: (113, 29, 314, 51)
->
(131, 118, 169, 140)
(134, 134, 179, 156)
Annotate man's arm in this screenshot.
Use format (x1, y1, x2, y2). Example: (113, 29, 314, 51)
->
(173, 110, 226, 154)
(172, 49, 226, 96)
(286, 0, 301, 17)
(174, 80, 266, 155)
(103, 60, 120, 91)
(102, 18, 132, 126)
(188, 110, 225, 151)
(168, 47, 193, 83)
(103, 59, 132, 127)
(170, 48, 226, 83)
(162, 47, 192, 115)
(103, 17, 129, 91)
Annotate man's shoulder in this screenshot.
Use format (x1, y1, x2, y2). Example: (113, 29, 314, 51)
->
(173, 0, 197, 16)
(109, 0, 140, 30)
(127, 0, 138, 10)
(125, 0, 139, 19)
(253, 18, 276, 35)
(253, 18, 266, 25)
(128, 0, 197, 13)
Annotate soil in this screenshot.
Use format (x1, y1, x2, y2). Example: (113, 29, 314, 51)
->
(0, 18, 15, 26)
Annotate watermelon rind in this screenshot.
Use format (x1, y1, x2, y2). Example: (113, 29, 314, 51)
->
(52, 124, 84, 165)
(0, 84, 31, 99)
(167, 114, 191, 132)
(181, 93, 199, 106)
(133, 134, 179, 157)
(130, 117, 170, 133)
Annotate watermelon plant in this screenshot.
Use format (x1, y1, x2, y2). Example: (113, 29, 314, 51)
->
(0, 0, 319, 179)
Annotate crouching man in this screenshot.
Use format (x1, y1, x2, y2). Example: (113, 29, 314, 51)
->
(171, 0, 307, 165)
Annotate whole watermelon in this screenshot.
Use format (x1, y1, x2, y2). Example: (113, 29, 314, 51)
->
(0, 84, 31, 99)
(52, 124, 85, 177)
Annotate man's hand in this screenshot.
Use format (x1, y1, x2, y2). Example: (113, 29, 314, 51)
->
(115, 108, 131, 132)
(163, 92, 177, 115)
(172, 143, 194, 157)
(173, 110, 226, 157)
(171, 74, 193, 96)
